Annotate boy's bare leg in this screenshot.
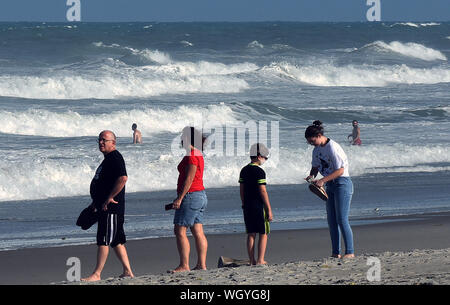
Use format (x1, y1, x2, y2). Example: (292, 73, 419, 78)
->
(256, 234, 268, 265)
(247, 233, 257, 265)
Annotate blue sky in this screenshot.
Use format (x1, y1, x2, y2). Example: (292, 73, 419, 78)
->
(0, 0, 448, 22)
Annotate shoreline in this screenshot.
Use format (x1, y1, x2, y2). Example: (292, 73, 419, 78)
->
(1, 209, 447, 253)
(1, 211, 450, 284)
(3, 171, 450, 252)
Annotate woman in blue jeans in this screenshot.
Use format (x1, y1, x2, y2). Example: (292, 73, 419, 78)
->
(305, 121, 355, 258)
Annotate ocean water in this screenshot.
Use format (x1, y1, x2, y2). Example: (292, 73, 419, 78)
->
(0, 22, 449, 250)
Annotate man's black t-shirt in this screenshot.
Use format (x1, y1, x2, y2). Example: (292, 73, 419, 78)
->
(90, 150, 127, 214)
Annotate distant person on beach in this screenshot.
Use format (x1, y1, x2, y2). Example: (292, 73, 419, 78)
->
(347, 120, 361, 145)
(305, 121, 355, 259)
(132, 123, 142, 144)
(170, 126, 208, 272)
(82, 130, 134, 282)
(239, 143, 273, 265)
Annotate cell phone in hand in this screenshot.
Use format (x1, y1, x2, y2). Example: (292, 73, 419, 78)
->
(165, 203, 174, 211)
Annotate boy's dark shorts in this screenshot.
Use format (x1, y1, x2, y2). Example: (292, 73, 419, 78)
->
(96, 212, 126, 247)
(243, 204, 270, 234)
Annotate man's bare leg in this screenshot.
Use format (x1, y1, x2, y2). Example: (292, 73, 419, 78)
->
(81, 245, 109, 282)
(113, 244, 134, 278)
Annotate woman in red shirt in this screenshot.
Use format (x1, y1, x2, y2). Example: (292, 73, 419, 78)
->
(171, 126, 208, 272)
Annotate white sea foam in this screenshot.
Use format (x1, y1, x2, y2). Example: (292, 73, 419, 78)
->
(135, 48, 172, 65)
(247, 40, 264, 49)
(346, 144, 450, 176)
(391, 22, 419, 28)
(93, 42, 173, 64)
(141, 60, 258, 77)
(271, 44, 293, 50)
(0, 74, 248, 99)
(0, 156, 95, 202)
(180, 40, 194, 47)
(265, 61, 450, 87)
(0, 45, 258, 99)
(0, 104, 240, 137)
(368, 41, 447, 61)
(390, 22, 441, 28)
(1, 143, 449, 202)
(419, 22, 441, 27)
(0, 66, 252, 99)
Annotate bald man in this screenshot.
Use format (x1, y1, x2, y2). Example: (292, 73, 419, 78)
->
(82, 130, 134, 282)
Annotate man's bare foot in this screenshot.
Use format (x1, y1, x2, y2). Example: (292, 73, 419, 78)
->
(343, 254, 355, 259)
(331, 254, 342, 259)
(256, 260, 268, 265)
(81, 273, 101, 282)
(169, 265, 190, 273)
(119, 271, 134, 278)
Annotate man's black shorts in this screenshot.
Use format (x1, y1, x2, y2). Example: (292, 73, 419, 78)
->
(96, 212, 126, 247)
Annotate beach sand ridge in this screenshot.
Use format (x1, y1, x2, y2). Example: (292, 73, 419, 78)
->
(68, 247, 450, 285)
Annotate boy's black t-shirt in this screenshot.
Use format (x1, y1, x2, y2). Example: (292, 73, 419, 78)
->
(239, 163, 267, 208)
(90, 150, 127, 214)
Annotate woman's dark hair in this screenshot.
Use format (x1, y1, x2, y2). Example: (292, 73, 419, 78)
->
(181, 126, 207, 151)
(304, 120, 324, 138)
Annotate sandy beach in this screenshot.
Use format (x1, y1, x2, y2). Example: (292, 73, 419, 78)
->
(1, 211, 450, 285)
(72, 212, 450, 286)
(76, 247, 450, 285)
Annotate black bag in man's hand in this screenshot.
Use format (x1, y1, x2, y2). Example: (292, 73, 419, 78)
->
(76, 206, 99, 230)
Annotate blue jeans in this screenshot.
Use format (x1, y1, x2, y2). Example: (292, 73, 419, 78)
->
(325, 177, 354, 255)
(173, 190, 208, 227)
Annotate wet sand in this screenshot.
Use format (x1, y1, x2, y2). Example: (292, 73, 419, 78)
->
(1, 212, 450, 284)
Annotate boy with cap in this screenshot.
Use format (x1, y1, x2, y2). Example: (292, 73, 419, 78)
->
(239, 143, 273, 265)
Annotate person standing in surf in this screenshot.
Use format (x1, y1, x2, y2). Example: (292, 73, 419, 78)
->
(347, 120, 361, 145)
(170, 126, 208, 272)
(305, 121, 355, 259)
(132, 123, 142, 144)
(82, 130, 134, 282)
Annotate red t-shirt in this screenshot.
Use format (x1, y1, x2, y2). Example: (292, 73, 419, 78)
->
(177, 149, 205, 194)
